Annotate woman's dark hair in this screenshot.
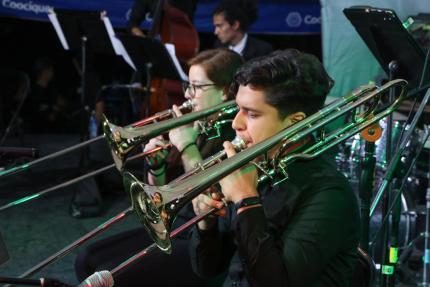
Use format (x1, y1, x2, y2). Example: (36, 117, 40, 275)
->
(230, 49, 334, 118)
(188, 49, 244, 99)
(213, 0, 258, 32)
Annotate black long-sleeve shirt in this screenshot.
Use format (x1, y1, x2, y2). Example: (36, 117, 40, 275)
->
(189, 153, 360, 287)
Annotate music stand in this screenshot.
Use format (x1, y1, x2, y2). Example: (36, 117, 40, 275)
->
(116, 34, 187, 81)
(344, 6, 430, 91)
(116, 34, 188, 116)
(48, 9, 121, 165)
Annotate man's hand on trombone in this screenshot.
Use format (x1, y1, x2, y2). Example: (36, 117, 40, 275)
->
(219, 141, 259, 213)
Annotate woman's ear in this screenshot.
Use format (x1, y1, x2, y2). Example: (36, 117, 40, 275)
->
(222, 86, 230, 101)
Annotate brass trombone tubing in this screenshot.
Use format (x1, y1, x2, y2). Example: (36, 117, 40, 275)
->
(0, 101, 192, 179)
(0, 145, 171, 213)
(129, 104, 190, 128)
(16, 207, 134, 280)
(126, 79, 408, 252)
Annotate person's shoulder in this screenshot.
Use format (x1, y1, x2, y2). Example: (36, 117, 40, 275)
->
(246, 35, 273, 51)
(286, 155, 351, 191)
(213, 39, 228, 49)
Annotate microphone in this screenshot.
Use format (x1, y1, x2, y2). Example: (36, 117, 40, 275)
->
(77, 271, 114, 287)
(101, 83, 145, 91)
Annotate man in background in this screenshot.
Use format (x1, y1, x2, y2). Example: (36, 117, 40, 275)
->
(213, 0, 273, 61)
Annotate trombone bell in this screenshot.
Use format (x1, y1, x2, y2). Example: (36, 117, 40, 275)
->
(123, 172, 173, 253)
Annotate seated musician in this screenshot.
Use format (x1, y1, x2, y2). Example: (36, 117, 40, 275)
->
(189, 49, 361, 286)
(74, 48, 243, 287)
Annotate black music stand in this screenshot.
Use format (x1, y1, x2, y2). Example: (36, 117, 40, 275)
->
(116, 34, 187, 82)
(344, 6, 429, 91)
(116, 34, 188, 117)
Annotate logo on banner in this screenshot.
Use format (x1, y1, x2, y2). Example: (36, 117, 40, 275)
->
(286, 11, 321, 28)
(286, 12, 302, 28)
(2, 0, 52, 14)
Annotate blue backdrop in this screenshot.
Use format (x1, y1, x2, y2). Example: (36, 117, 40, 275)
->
(0, 0, 321, 34)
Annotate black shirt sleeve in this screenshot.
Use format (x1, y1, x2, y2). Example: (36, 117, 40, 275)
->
(189, 221, 235, 278)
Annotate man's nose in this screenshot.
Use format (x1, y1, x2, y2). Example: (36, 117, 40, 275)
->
(232, 111, 245, 131)
(184, 91, 192, 100)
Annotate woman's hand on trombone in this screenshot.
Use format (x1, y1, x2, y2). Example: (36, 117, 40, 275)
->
(144, 136, 169, 185)
(143, 136, 170, 168)
(168, 105, 198, 152)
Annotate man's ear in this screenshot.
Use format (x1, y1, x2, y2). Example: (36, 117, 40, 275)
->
(232, 20, 241, 31)
(284, 112, 306, 125)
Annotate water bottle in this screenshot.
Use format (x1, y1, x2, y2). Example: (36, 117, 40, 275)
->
(88, 111, 98, 138)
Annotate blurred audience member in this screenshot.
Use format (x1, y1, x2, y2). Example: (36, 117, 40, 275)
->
(22, 57, 69, 133)
(213, 0, 273, 61)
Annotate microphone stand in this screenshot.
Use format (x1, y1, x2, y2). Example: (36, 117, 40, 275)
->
(78, 36, 90, 171)
(420, 187, 430, 287)
(370, 88, 430, 285)
(380, 61, 398, 287)
(359, 140, 377, 252)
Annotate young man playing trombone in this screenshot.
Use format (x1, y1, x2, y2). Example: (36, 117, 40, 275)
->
(190, 49, 361, 286)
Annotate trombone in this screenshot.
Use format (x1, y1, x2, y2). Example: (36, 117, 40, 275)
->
(103, 100, 238, 171)
(0, 102, 238, 211)
(122, 79, 408, 253)
(0, 100, 194, 178)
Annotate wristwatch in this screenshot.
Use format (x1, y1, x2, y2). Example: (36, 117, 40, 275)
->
(234, 196, 261, 212)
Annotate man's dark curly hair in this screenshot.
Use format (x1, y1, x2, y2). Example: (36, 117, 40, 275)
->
(213, 0, 258, 32)
(229, 49, 334, 119)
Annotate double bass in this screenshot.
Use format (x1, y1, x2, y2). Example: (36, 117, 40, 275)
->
(143, 0, 199, 117)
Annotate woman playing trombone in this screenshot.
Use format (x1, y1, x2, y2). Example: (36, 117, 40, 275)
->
(75, 48, 243, 287)
(189, 49, 361, 286)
